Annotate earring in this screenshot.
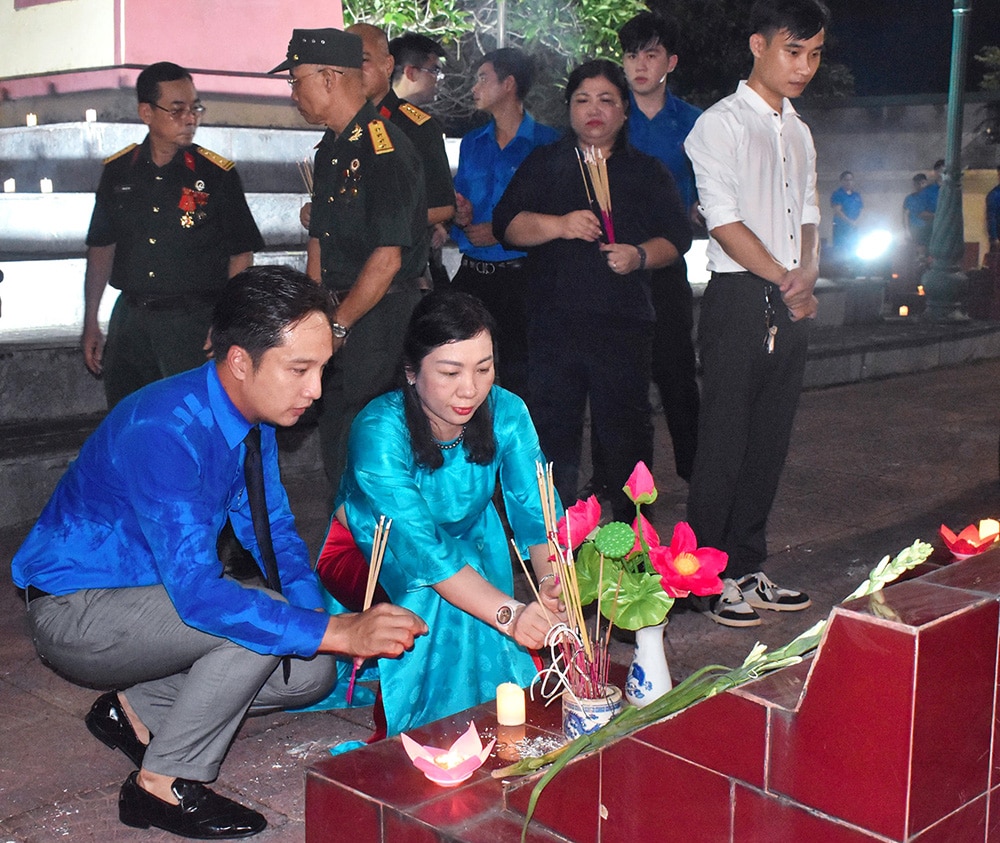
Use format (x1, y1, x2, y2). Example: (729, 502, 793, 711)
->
(407, 378, 415, 386)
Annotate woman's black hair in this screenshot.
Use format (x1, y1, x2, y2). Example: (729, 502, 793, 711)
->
(401, 290, 498, 470)
(565, 58, 630, 108)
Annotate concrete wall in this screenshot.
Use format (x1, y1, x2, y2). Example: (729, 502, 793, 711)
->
(801, 95, 1000, 260)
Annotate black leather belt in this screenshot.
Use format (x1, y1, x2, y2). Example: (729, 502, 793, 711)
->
(122, 292, 218, 311)
(26, 585, 50, 603)
(460, 257, 524, 275)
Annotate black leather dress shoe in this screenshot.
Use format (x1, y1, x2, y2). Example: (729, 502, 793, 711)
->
(119, 772, 267, 839)
(85, 692, 149, 768)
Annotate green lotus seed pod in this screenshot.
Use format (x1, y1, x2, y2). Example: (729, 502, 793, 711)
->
(593, 522, 635, 559)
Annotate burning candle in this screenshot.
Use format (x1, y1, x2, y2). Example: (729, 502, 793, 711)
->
(39, 178, 53, 194)
(85, 108, 97, 122)
(496, 682, 525, 726)
(26, 113, 38, 127)
(3, 178, 14, 193)
(898, 305, 909, 317)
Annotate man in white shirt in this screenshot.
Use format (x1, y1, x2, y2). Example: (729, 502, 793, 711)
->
(684, 0, 829, 627)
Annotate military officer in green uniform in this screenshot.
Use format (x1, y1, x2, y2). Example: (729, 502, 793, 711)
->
(82, 61, 264, 408)
(271, 28, 428, 504)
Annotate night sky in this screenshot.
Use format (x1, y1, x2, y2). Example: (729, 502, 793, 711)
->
(828, 0, 998, 96)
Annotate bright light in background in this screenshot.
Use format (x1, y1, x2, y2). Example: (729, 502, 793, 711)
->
(855, 229, 893, 262)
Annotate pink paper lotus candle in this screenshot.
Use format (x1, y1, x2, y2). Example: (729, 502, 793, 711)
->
(940, 519, 1000, 559)
(400, 721, 496, 787)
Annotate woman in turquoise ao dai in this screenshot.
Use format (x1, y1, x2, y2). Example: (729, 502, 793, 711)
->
(323, 291, 565, 736)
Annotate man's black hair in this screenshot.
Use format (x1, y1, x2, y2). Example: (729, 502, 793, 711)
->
(749, 0, 830, 41)
(211, 265, 336, 368)
(478, 48, 535, 102)
(401, 289, 497, 470)
(136, 62, 193, 105)
(618, 11, 681, 56)
(389, 32, 446, 81)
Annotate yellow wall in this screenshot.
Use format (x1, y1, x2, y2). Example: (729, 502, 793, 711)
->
(2, 0, 116, 78)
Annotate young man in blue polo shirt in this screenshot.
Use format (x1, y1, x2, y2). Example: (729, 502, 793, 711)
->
(450, 48, 560, 398)
(619, 12, 702, 482)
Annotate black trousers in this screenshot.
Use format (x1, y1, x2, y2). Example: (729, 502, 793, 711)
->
(529, 313, 654, 522)
(686, 273, 808, 578)
(650, 259, 700, 481)
(450, 261, 529, 399)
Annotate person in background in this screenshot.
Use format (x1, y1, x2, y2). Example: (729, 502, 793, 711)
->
(348, 23, 455, 280)
(986, 165, 1000, 257)
(271, 28, 429, 507)
(917, 158, 945, 234)
(684, 0, 828, 627)
(493, 59, 691, 521)
(317, 290, 564, 736)
(617, 11, 702, 483)
(389, 31, 448, 107)
(12, 266, 425, 839)
(82, 61, 263, 408)
(450, 47, 560, 398)
(903, 172, 929, 256)
(830, 170, 863, 259)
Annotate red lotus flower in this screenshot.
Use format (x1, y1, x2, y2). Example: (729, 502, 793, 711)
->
(556, 495, 602, 550)
(631, 513, 660, 554)
(649, 522, 727, 598)
(940, 519, 1000, 558)
(623, 461, 657, 506)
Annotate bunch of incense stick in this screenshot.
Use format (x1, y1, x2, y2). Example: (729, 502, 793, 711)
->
(534, 463, 609, 698)
(297, 157, 314, 195)
(345, 516, 392, 704)
(580, 145, 615, 243)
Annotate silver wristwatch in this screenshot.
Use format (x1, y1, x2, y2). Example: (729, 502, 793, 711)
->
(331, 322, 350, 339)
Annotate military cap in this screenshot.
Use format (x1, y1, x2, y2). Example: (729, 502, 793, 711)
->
(269, 28, 363, 74)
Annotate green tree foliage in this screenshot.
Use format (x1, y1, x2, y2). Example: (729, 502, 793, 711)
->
(976, 46, 1000, 91)
(345, 0, 853, 130)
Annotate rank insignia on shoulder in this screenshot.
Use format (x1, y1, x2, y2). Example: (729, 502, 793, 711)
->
(368, 119, 395, 155)
(103, 143, 138, 165)
(399, 102, 431, 126)
(196, 147, 235, 171)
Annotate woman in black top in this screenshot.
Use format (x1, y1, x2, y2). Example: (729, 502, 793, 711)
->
(493, 59, 692, 519)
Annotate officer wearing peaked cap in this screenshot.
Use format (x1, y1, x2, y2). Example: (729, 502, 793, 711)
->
(271, 28, 428, 506)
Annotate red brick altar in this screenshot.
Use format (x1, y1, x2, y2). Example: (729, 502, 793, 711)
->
(306, 551, 1000, 842)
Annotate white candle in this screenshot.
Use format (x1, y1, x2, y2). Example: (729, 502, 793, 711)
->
(26, 113, 38, 126)
(85, 108, 97, 122)
(3, 178, 14, 193)
(898, 305, 909, 317)
(39, 178, 53, 194)
(496, 682, 525, 726)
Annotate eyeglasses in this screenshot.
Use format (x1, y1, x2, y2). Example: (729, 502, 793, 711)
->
(152, 103, 206, 120)
(287, 68, 344, 88)
(415, 65, 445, 82)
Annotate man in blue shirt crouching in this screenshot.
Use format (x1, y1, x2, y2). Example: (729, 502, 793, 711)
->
(11, 265, 426, 839)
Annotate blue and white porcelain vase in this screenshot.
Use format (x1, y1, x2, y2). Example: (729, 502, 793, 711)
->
(624, 620, 672, 707)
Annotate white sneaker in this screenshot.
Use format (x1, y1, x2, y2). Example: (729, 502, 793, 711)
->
(700, 578, 761, 627)
(736, 572, 812, 612)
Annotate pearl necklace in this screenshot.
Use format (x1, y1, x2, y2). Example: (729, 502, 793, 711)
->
(437, 426, 466, 450)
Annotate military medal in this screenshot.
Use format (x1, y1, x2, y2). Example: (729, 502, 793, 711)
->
(179, 186, 210, 227)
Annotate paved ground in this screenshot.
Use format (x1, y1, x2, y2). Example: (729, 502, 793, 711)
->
(2, 356, 1000, 841)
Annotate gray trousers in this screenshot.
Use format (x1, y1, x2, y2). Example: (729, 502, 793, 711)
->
(27, 585, 337, 782)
